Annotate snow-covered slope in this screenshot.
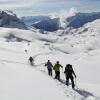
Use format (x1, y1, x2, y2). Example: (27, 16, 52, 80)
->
(0, 41, 68, 100)
(0, 10, 27, 29)
(0, 18, 100, 52)
(0, 27, 35, 42)
(0, 16, 100, 99)
(0, 33, 100, 100)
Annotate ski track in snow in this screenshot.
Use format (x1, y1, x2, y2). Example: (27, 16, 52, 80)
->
(0, 42, 100, 100)
(0, 59, 27, 65)
(35, 65, 99, 100)
(31, 52, 100, 100)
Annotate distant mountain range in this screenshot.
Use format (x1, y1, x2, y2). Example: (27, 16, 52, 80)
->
(0, 10, 100, 33)
(66, 12, 100, 28)
(21, 16, 59, 31)
(21, 12, 100, 32)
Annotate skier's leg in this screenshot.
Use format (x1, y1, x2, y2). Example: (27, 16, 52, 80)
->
(55, 71, 57, 79)
(56, 71, 58, 80)
(48, 69, 50, 75)
(66, 76, 69, 86)
(70, 76, 75, 89)
(58, 71, 60, 80)
(51, 69, 52, 76)
(30, 61, 32, 66)
(50, 69, 52, 76)
(31, 62, 34, 66)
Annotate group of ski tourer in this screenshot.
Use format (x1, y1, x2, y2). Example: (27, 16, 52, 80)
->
(29, 57, 76, 89)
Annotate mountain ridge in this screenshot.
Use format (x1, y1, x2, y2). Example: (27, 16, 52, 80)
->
(0, 10, 27, 29)
(21, 12, 100, 32)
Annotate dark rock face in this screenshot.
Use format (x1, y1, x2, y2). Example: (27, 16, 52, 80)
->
(21, 12, 100, 32)
(0, 10, 27, 29)
(21, 16, 51, 26)
(67, 12, 100, 28)
(32, 18, 60, 32)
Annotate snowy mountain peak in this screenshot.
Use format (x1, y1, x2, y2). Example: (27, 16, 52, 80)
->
(0, 10, 16, 16)
(0, 10, 27, 29)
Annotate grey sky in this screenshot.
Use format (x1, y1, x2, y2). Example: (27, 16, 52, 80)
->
(0, 0, 100, 17)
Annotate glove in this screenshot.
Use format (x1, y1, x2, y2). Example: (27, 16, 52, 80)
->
(45, 64, 47, 66)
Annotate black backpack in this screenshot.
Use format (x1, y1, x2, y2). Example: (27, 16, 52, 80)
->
(29, 57, 33, 62)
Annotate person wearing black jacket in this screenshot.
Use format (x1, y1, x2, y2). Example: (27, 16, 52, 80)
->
(29, 56, 34, 66)
(64, 64, 76, 89)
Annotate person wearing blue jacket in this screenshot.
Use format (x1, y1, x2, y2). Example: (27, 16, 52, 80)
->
(45, 60, 53, 76)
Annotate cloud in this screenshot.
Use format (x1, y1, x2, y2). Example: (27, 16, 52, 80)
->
(46, 7, 77, 28)
(0, 0, 99, 17)
(0, 0, 34, 10)
(0, 0, 78, 10)
(60, 8, 77, 28)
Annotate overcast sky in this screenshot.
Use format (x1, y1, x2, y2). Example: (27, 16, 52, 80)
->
(0, 0, 100, 17)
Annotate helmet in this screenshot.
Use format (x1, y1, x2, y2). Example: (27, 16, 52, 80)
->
(57, 61, 59, 63)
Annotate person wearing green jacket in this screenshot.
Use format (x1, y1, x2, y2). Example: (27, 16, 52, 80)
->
(53, 61, 63, 80)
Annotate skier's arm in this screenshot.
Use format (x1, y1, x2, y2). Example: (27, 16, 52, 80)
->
(50, 63, 53, 68)
(72, 70, 76, 78)
(64, 70, 66, 73)
(45, 63, 47, 66)
(53, 65, 56, 70)
(64, 67, 66, 73)
(51, 64, 53, 68)
(60, 64, 63, 68)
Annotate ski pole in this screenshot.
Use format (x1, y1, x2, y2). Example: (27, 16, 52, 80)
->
(61, 67, 65, 80)
(75, 77, 78, 89)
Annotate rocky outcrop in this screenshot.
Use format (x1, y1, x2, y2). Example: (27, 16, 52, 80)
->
(0, 10, 27, 29)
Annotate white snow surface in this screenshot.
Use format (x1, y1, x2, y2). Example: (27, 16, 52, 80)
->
(0, 41, 68, 100)
(0, 19, 100, 100)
